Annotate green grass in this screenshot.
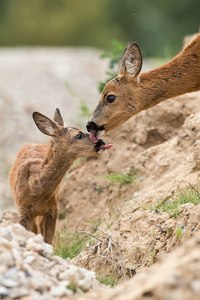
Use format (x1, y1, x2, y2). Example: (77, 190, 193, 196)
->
(175, 226, 184, 239)
(98, 39, 124, 92)
(54, 230, 88, 259)
(97, 274, 119, 287)
(103, 172, 136, 185)
(79, 100, 91, 118)
(148, 184, 200, 218)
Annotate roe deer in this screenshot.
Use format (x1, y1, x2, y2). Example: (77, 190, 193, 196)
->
(9, 108, 112, 244)
(87, 33, 200, 138)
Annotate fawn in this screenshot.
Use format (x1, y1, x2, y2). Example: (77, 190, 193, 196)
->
(87, 33, 200, 138)
(9, 109, 112, 244)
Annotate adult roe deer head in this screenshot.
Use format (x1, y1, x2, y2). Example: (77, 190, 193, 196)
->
(87, 34, 200, 138)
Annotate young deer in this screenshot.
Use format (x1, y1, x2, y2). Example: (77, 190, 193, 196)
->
(87, 34, 200, 138)
(9, 109, 112, 244)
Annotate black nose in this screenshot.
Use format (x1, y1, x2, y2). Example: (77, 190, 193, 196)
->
(86, 121, 98, 132)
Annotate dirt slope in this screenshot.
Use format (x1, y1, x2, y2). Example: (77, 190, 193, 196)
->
(59, 91, 200, 231)
(58, 91, 200, 293)
(75, 231, 200, 300)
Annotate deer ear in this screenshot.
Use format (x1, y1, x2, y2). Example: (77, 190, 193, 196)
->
(119, 42, 142, 77)
(33, 112, 60, 137)
(54, 108, 64, 127)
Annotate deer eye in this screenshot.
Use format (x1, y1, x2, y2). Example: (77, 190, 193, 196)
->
(75, 133, 83, 140)
(106, 95, 116, 103)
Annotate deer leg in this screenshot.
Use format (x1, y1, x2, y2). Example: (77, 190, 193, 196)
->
(19, 210, 35, 232)
(41, 209, 58, 244)
(31, 217, 39, 234)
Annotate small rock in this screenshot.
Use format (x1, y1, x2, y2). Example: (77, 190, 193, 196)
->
(51, 285, 71, 297)
(0, 286, 9, 297)
(9, 287, 29, 298)
(191, 280, 200, 293)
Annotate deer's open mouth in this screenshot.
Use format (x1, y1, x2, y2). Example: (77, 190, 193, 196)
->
(89, 133, 112, 152)
(86, 121, 105, 138)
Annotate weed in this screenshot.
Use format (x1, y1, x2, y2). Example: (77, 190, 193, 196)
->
(103, 172, 136, 185)
(94, 185, 104, 194)
(98, 39, 124, 92)
(85, 218, 102, 232)
(79, 100, 91, 118)
(67, 281, 78, 293)
(175, 226, 184, 239)
(103, 218, 113, 230)
(97, 274, 119, 287)
(58, 209, 66, 220)
(147, 184, 200, 218)
(54, 229, 88, 259)
(65, 81, 91, 122)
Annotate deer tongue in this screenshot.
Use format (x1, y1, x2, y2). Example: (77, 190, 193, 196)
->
(89, 133, 99, 144)
(99, 144, 112, 150)
(94, 139, 112, 152)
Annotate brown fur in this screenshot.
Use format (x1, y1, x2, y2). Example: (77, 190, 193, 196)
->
(9, 109, 99, 244)
(89, 34, 200, 134)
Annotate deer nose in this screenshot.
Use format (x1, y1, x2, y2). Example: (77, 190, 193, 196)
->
(86, 121, 98, 132)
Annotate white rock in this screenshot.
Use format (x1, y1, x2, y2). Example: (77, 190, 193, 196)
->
(0, 221, 97, 299)
(9, 287, 29, 298)
(51, 285, 71, 297)
(0, 286, 9, 297)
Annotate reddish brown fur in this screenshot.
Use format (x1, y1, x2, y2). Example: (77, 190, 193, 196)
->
(9, 109, 100, 244)
(89, 34, 200, 134)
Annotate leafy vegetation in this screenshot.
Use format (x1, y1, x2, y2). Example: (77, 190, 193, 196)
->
(97, 274, 119, 287)
(54, 229, 89, 259)
(79, 100, 91, 118)
(98, 39, 124, 92)
(147, 184, 200, 218)
(103, 172, 136, 185)
(175, 226, 184, 239)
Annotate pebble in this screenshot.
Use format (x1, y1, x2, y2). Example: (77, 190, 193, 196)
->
(0, 216, 97, 299)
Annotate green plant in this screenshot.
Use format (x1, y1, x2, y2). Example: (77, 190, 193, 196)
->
(103, 172, 136, 185)
(175, 226, 184, 239)
(54, 230, 88, 259)
(147, 184, 200, 218)
(85, 218, 102, 232)
(65, 81, 91, 122)
(98, 39, 124, 92)
(97, 274, 119, 287)
(79, 100, 91, 118)
(58, 209, 66, 220)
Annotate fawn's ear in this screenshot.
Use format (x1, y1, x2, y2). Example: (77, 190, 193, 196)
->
(54, 108, 64, 127)
(119, 42, 142, 77)
(33, 112, 60, 137)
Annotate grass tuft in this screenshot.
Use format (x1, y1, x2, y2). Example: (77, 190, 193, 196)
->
(54, 230, 88, 259)
(175, 226, 184, 239)
(103, 172, 136, 185)
(79, 100, 91, 118)
(98, 39, 124, 92)
(147, 184, 200, 218)
(97, 274, 119, 287)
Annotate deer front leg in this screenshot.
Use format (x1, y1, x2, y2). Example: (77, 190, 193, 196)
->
(19, 208, 35, 233)
(41, 209, 58, 244)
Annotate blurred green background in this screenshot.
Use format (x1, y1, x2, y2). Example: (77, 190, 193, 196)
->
(0, 0, 199, 57)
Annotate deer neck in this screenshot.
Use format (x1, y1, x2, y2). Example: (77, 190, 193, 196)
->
(43, 140, 74, 174)
(138, 36, 200, 110)
(31, 141, 74, 198)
